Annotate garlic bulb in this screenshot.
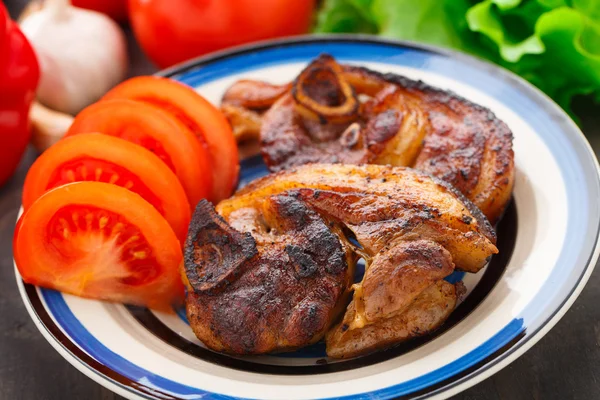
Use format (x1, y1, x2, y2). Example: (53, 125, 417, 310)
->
(20, 0, 128, 115)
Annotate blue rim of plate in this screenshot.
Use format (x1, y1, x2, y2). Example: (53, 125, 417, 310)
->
(16, 35, 600, 400)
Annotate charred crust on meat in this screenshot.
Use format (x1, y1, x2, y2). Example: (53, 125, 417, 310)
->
(183, 163, 499, 355)
(199, 53, 515, 354)
(185, 200, 258, 294)
(293, 303, 324, 340)
(258, 55, 513, 225)
(284, 198, 347, 275)
(271, 194, 310, 228)
(185, 193, 350, 354)
(285, 244, 318, 278)
(291, 54, 360, 123)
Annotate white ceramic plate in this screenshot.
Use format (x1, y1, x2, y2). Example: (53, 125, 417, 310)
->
(15, 36, 600, 399)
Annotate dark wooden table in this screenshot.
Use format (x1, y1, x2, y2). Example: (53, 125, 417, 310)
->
(4, 1, 600, 399)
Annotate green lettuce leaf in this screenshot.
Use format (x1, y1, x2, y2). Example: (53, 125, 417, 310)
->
(370, 0, 470, 49)
(532, 7, 600, 110)
(466, 0, 545, 62)
(313, 0, 377, 34)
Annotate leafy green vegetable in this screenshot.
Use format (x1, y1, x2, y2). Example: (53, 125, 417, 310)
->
(466, 1, 545, 62)
(313, 0, 600, 120)
(371, 0, 470, 49)
(313, 0, 377, 34)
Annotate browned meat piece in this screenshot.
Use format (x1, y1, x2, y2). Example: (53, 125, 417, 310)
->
(184, 164, 497, 356)
(221, 80, 289, 142)
(342, 63, 515, 224)
(223, 55, 514, 223)
(184, 197, 353, 354)
(221, 104, 263, 142)
(222, 80, 290, 109)
(327, 280, 459, 358)
(227, 164, 497, 273)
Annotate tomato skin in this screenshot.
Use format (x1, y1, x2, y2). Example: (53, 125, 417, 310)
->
(129, 0, 316, 68)
(22, 134, 191, 243)
(65, 99, 212, 208)
(14, 182, 184, 309)
(103, 76, 239, 202)
(72, 0, 128, 22)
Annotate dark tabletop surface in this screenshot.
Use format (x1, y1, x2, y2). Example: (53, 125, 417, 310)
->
(3, 1, 600, 399)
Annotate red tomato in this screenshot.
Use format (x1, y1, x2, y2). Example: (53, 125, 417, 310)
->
(14, 181, 184, 309)
(65, 99, 212, 208)
(129, 0, 316, 68)
(103, 76, 239, 202)
(22, 134, 191, 243)
(72, 0, 128, 22)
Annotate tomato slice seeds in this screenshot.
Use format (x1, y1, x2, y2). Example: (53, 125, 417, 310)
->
(66, 99, 212, 207)
(47, 205, 160, 287)
(23, 134, 191, 243)
(15, 182, 184, 309)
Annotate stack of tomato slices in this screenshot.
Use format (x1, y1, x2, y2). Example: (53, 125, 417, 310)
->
(14, 77, 238, 310)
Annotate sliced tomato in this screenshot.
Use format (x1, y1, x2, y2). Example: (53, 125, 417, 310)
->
(14, 182, 184, 309)
(65, 99, 212, 207)
(22, 134, 190, 243)
(103, 76, 239, 202)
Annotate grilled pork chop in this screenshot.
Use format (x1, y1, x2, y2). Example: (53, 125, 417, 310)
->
(221, 55, 514, 223)
(184, 164, 497, 356)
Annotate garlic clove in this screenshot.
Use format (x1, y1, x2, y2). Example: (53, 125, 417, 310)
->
(30, 101, 74, 153)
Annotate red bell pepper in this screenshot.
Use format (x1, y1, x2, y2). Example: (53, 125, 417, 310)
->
(0, 3, 39, 186)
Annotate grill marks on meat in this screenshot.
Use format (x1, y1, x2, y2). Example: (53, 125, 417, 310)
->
(184, 201, 257, 294)
(211, 56, 513, 357)
(185, 194, 352, 354)
(221, 55, 514, 223)
(184, 164, 498, 357)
